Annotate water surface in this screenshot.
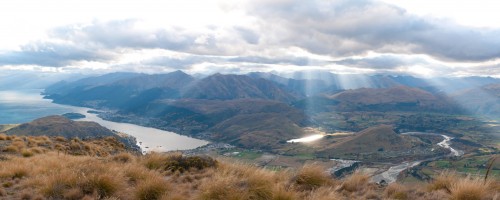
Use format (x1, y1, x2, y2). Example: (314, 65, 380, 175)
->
(0, 90, 208, 152)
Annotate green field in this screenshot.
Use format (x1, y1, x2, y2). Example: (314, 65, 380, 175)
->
(426, 155, 500, 179)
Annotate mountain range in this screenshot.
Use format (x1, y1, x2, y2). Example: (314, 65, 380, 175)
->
(43, 70, 500, 151)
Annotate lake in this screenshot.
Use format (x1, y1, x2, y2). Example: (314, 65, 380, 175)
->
(0, 90, 209, 152)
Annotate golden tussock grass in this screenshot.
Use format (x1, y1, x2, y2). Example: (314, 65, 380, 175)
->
(112, 152, 135, 163)
(449, 176, 491, 200)
(426, 171, 458, 192)
(3, 144, 19, 153)
(339, 171, 370, 192)
(20, 148, 34, 157)
(384, 183, 408, 200)
(134, 176, 170, 200)
(0, 137, 497, 200)
(55, 136, 66, 142)
(141, 152, 172, 170)
(294, 164, 335, 191)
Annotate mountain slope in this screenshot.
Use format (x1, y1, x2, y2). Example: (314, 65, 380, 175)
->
(329, 125, 414, 152)
(248, 72, 328, 96)
(452, 83, 500, 116)
(44, 72, 141, 95)
(327, 86, 459, 113)
(6, 115, 115, 139)
(112, 98, 307, 149)
(111, 70, 194, 90)
(315, 125, 447, 161)
(183, 74, 298, 102)
(44, 71, 194, 108)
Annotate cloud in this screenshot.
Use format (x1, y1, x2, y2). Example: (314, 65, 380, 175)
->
(141, 55, 222, 69)
(457, 64, 500, 77)
(0, 41, 114, 67)
(234, 27, 260, 44)
(334, 55, 428, 69)
(50, 20, 202, 52)
(228, 56, 310, 66)
(1, 0, 500, 77)
(248, 0, 500, 62)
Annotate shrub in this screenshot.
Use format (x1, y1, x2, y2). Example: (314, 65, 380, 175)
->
(142, 153, 170, 170)
(271, 185, 298, 200)
(198, 174, 248, 200)
(294, 164, 333, 190)
(427, 171, 457, 192)
(83, 174, 123, 197)
(29, 147, 45, 154)
(449, 177, 489, 200)
(135, 177, 170, 200)
(55, 136, 66, 142)
(384, 183, 408, 200)
(246, 170, 275, 199)
(142, 153, 217, 173)
(2, 181, 13, 188)
(304, 187, 341, 200)
(12, 140, 25, 148)
(340, 171, 369, 192)
(21, 149, 34, 157)
(112, 152, 135, 163)
(3, 145, 19, 153)
(41, 171, 79, 198)
(163, 154, 218, 173)
(20, 191, 33, 200)
(12, 168, 29, 179)
(124, 165, 156, 185)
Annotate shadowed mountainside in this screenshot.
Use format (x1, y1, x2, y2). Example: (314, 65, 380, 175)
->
(452, 83, 500, 116)
(5, 116, 139, 151)
(182, 73, 299, 102)
(295, 86, 461, 114)
(111, 99, 308, 149)
(6, 115, 115, 139)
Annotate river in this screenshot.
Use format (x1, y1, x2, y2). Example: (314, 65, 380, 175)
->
(0, 90, 209, 153)
(372, 132, 463, 183)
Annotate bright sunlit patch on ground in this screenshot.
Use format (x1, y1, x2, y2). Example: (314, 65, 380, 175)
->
(287, 134, 324, 143)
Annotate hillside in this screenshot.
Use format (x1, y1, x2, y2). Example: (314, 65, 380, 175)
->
(110, 99, 307, 149)
(329, 125, 416, 152)
(44, 72, 141, 95)
(182, 74, 298, 102)
(112, 70, 194, 90)
(327, 86, 459, 113)
(452, 83, 500, 116)
(0, 134, 134, 157)
(248, 72, 329, 96)
(0, 141, 497, 199)
(5, 116, 139, 151)
(315, 125, 448, 162)
(6, 115, 115, 139)
(44, 71, 194, 108)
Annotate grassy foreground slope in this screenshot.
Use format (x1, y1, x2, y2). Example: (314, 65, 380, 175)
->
(0, 134, 498, 200)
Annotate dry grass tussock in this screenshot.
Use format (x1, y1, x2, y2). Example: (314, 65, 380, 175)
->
(0, 137, 498, 199)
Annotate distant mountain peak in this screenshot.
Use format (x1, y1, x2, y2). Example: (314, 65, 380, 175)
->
(182, 74, 298, 102)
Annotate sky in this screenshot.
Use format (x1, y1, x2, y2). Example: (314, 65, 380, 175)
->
(0, 0, 499, 77)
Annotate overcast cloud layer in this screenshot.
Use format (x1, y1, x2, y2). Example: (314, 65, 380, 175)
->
(0, 0, 499, 77)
